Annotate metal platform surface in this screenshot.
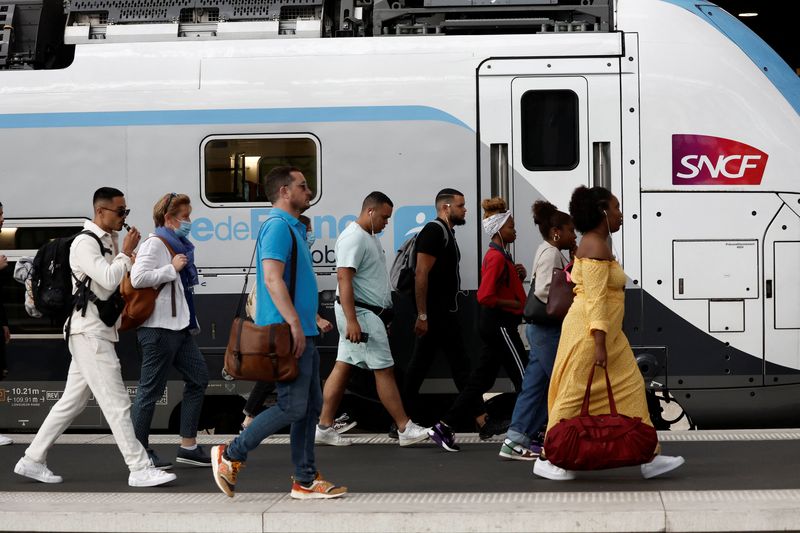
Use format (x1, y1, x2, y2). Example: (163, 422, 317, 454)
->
(1, 430, 800, 532)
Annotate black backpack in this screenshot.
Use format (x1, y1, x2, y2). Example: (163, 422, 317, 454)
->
(31, 230, 108, 320)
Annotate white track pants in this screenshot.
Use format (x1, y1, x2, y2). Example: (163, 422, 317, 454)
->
(25, 334, 150, 472)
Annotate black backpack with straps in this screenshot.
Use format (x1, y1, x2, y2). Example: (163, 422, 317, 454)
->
(31, 230, 109, 321)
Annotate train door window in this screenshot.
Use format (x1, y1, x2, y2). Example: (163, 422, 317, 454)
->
(0, 223, 84, 335)
(520, 90, 579, 171)
(202, 134, 320, 206)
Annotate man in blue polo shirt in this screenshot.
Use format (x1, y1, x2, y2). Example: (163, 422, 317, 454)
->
(211, 166, 347, 500)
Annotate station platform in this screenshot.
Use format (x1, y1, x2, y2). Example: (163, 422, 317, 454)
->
(1, 429, 799, 532)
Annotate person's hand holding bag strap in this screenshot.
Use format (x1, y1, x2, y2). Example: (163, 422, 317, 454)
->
(223, 220, 299, 382)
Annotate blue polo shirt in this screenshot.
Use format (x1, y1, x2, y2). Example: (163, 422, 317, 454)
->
(255, 208, 318, 336)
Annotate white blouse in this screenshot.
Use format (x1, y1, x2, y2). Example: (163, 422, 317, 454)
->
(531, 241, 568, 303)
(130, 235, 191, 331)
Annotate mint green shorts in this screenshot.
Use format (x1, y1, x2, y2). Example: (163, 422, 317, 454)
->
(334, 303, 394, 370)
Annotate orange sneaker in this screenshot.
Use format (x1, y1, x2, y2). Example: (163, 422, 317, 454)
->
(290, 472, 348, 500)
(211, 444, 244, 498)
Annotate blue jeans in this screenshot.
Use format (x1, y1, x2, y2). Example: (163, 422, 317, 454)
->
(226, 337, 322, 484)
(506, 323, 561, 447)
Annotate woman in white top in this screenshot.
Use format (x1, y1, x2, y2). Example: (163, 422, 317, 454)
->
(500, 201, 576, 461)
(130, 193, 210, 469)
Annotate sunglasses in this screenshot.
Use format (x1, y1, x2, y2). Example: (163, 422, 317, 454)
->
(101, 207, 131, 217)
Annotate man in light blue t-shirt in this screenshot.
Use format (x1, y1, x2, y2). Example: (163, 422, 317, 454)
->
(315, 192, 430, 448)
(210, 167, 346, 500)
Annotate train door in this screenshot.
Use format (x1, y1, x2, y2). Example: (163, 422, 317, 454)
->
(477, 53, 625, 279)
(764, 194, 800, 384)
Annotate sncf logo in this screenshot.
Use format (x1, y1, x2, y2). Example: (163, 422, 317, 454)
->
(672, 134, 768, 185)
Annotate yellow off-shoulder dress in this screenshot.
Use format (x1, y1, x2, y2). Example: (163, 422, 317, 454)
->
(546, 258, 656, 445)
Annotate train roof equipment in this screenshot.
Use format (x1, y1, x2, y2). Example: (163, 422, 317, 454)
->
(1, 0, 612, 69)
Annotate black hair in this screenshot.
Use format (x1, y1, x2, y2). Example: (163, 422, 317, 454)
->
(568, 186, 613, 233)
(532, 200, 572, 240)
(362, 191, 394, 211)
(435, 188, 464, 209)
(92, 187, 125, 206)
(265, 166, 302, 203)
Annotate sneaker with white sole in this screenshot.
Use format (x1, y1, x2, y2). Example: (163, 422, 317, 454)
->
(315, 425, 351, 446)
(533, 458, 576, 481)
(290, 472, 348, 500)
(128, 466, 177, 487)
(641, 455, 685, 479)
(398, 421, 430, 447)
(332, 413, 357, 434)
(498, 439, 540, 461)
(0, 434, 12, 446)
(211, 444, 244, 498)
(14, 456, 63, 484)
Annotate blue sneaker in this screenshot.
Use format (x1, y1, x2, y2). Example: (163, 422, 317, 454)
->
(427, 422, 460, 452)
(176, 445, 212, 467)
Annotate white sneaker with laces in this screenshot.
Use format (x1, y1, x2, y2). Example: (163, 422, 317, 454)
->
(398, 421, 430, 447)
(533, 458, 576, 481)
(0, 434, 13, 446)
(14, 456, 63, 483)
(315, 425, 351, 446)
(641, 455, 685, 479)
(128, 466, 177, 487)
(332, 413, 357, 434)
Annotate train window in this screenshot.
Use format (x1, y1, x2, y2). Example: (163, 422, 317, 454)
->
(202, 135, 320, 206)
(520, 90, 579, 171)
(0, 224, 84, 335)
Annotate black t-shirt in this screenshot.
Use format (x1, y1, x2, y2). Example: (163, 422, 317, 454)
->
(414, 218, 460, 313)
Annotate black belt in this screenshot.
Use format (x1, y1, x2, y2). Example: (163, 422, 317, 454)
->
(335, 297, 394, 326)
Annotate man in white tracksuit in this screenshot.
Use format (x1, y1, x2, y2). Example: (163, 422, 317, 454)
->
(14, 187, 176, 488)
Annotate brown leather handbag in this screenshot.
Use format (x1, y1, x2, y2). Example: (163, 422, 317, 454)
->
(545, 261, 575, 320)
(119, 237, 176, 332)
(224, 222, 299, 382)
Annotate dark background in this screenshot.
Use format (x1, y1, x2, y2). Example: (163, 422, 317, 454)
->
(713, 1, 797, 72)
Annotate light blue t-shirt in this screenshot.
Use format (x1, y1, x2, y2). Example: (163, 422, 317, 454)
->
(255, 208, 319, 336)
(334, 222, 392, 309)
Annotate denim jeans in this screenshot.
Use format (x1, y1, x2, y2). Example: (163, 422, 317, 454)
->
(506, 323, 561, 447)
(226, 337, 322, 484)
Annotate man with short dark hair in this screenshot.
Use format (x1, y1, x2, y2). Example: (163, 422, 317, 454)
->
(315, 192, 430, 447)
(211, 167, 347, 500)
(402, 189, 471, 424)
(15, 188, 176, 487)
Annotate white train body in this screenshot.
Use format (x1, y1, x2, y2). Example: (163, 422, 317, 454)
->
(1, 0, 798, 429)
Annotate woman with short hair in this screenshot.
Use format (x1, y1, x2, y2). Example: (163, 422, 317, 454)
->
(130, 193, 209, 470)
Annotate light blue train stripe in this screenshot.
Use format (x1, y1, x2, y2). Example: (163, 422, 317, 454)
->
(0, 105, 472, 130)
(660, 0, 800, 116)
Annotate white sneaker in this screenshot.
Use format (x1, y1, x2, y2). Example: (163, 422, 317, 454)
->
(315, 425, 351, 446)
(398, 421, 430, 447)
(128, 466, 177, 487)
(0, 434, 12, 446)
(14, 456, 63, 484)
(533, 458, 576, 481)
(333, 413, 357, 434)
(641, 455, 685, 479)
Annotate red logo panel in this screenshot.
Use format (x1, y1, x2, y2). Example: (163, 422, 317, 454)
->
(672, 134, 768, 185)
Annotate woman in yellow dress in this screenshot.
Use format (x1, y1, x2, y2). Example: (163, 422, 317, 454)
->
(533, 186, 685, 481)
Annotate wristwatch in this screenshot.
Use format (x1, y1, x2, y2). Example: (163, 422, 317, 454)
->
(417, 313, 428, 321)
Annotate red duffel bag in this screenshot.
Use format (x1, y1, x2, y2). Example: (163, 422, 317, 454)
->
(544, 365, 658, 470)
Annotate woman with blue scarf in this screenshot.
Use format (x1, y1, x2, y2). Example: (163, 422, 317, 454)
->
(130, 193, 210, 470)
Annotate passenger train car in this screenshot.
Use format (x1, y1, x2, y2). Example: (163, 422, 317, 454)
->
(0, 0, 798, 431)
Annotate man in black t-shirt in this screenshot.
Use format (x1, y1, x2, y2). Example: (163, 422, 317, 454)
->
(402, 188, 470, 422)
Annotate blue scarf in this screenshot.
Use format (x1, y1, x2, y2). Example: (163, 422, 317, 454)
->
(154, 226, 199, 330)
